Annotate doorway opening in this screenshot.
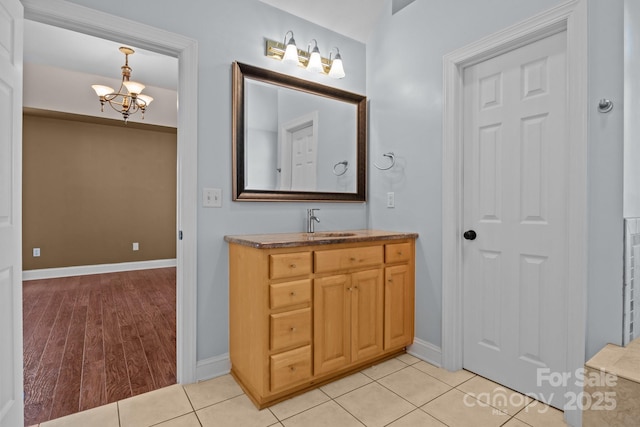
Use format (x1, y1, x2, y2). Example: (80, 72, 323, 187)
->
(20, 0, 198, 424)
(21, 104, 178, 424)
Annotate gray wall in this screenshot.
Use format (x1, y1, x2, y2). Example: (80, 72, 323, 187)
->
(587, 0, 624, 359)
(62, 0, 368, 362)
(61, 0, 626, 367)
(625, 0, 640, 217)
(367, 0, 624, 361)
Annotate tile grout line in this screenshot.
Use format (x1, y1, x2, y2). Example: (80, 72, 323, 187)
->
(328, 395, 368, 427)
(320, 376, 373, 400)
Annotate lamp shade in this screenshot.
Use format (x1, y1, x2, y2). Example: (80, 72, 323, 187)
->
(123, 80, 145, 95)
(329, 51, 345, 79)
(283, 42, 299, 64)
(307, 51, 323, 73)
(136, 94, 154, 107)
(91, 84, 114, 97)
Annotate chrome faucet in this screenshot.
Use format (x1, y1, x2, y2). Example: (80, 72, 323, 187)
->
(307, 208, 320, 233)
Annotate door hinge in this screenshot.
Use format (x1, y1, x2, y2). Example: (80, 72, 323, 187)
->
(179, 230, 183, 240)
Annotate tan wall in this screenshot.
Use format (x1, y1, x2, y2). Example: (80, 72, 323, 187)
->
(23, 109, 177, 270)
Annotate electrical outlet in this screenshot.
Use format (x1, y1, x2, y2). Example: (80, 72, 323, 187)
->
(33, 248, 41, 257)
(133, 242, 139, 251)
(387, 192, 395, 208)
(203, 188, 222, 208)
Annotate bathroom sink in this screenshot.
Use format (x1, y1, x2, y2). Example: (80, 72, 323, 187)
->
(308, 232, 357, 238)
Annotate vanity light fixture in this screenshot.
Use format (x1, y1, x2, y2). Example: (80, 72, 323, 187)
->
(265, 32, 346, 78)
(91, 46, 154, 123)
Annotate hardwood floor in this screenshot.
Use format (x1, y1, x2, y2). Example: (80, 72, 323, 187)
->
(22, 267, 176, 426)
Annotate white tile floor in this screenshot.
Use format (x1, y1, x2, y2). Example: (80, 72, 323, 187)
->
(37, 354, 569, 427)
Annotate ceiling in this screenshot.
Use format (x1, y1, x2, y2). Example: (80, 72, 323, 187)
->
(23, 1, 387, 91)
(24, 20, 179, 91)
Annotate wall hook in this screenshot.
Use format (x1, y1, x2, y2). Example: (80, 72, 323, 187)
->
(374, 152, 395, 170)
(598, 98, 613, 113)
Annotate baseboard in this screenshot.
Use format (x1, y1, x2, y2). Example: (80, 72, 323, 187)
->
(192, 341, 439, 384)
(408, 338, 442, 367)
(196, 353, 231, 382)
(23, 259, 177, 281)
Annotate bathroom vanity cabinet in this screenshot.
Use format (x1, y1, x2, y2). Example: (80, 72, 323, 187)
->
(225, 230, 417, 408)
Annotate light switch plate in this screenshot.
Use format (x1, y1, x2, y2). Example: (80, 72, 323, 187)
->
(203, 188, 222, 208)
(387, 192, 395, 208)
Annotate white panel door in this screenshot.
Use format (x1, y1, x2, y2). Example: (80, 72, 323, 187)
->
(290, 124, 317, 191)
(463, 31, 567, 409)
(0, 0, 23, 425)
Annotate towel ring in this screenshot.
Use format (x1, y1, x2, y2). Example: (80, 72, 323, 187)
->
(333, 160, 349, 176)
(374, 152, 395, 170)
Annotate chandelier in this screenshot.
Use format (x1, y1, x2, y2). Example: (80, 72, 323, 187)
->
(91, 47, 153, 123)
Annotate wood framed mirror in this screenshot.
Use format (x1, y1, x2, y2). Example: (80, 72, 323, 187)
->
(232, 62, 367, 202)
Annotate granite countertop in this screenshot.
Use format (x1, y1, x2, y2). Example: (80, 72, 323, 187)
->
(224, 229, 418, 249)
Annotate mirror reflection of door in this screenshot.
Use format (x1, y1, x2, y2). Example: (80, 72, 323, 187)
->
(279, 112, 318, 191)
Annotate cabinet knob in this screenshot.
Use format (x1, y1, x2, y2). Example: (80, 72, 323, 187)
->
(397, 251, 403, 256)
(290, 291, 297, 297)
(290, 366, 296, 372)
(350, 257, 357, 262)
(388, 279, 393, 283)
(290, 327, 296, 332)
(290, 263, 297, 268)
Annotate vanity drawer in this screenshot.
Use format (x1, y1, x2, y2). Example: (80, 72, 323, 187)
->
(315, 246, 383, 273)
(270, 345, 312, 392)
(385, 243, 411, 264)
(270, 308, 311, 351)
(270, 279, 311, 310)
(270, 252, 312, 280)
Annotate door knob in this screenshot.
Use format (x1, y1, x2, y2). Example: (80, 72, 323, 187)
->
(463, 230, 477, 240)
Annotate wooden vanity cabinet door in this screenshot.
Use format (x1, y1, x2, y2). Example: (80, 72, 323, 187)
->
(384, 264, 414, 350)
(314, 274, 351, 375)
(351, 269, 384, 362)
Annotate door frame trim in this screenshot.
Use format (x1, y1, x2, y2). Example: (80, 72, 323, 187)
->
(22, 0, 199, 384)
(442, 1, 587, 424)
